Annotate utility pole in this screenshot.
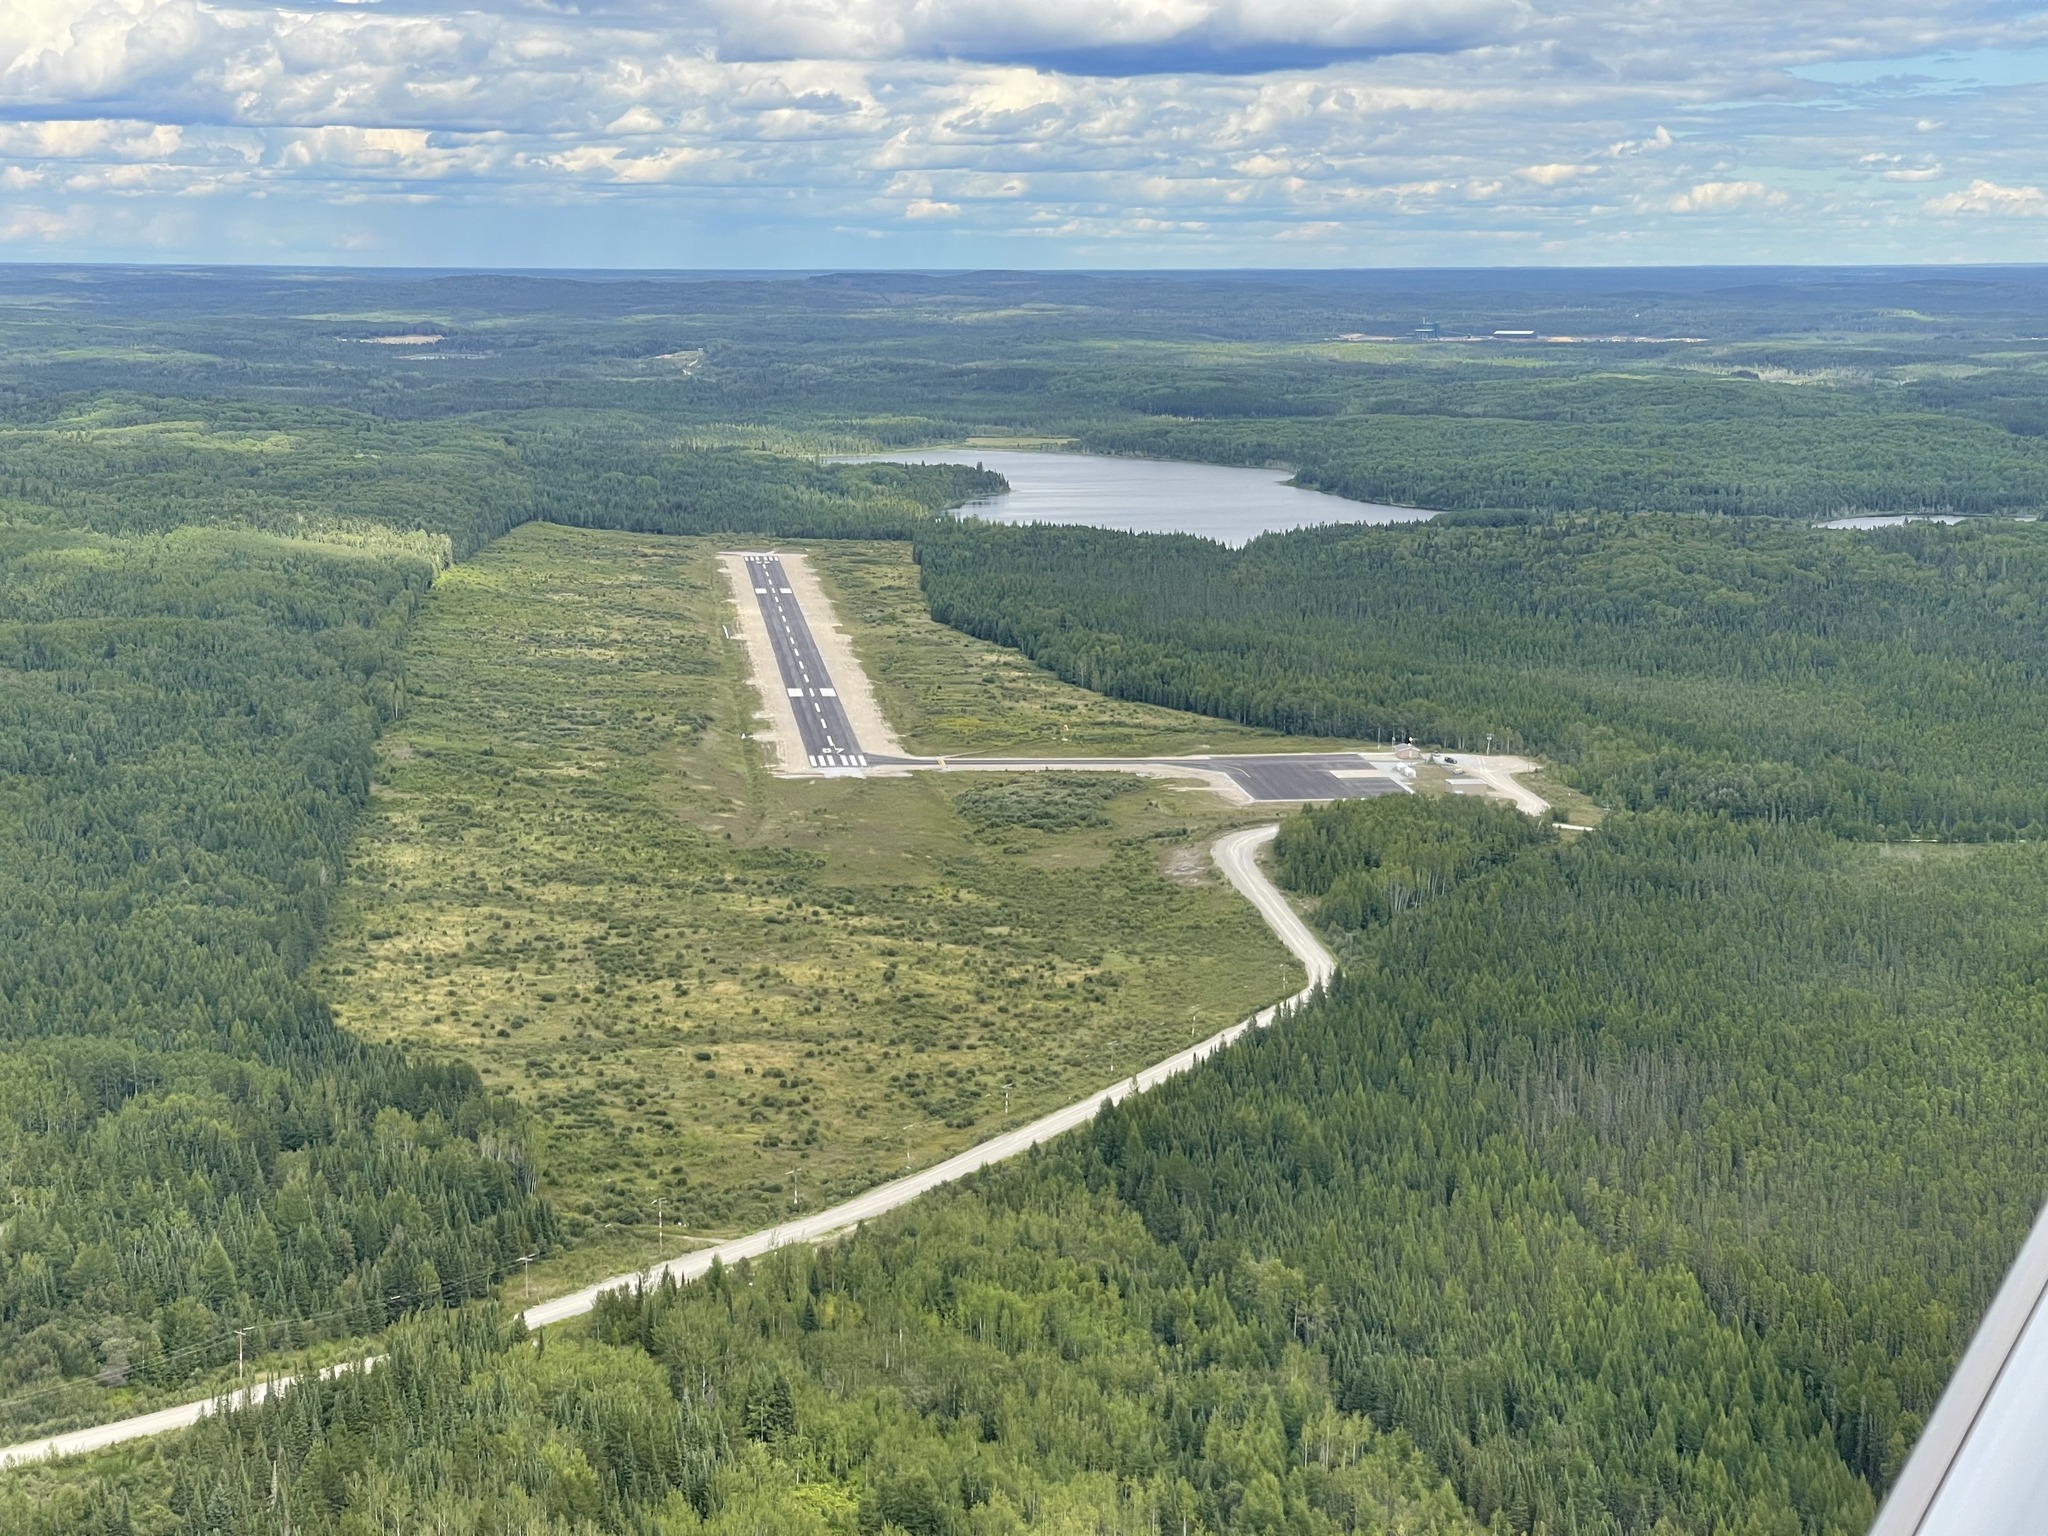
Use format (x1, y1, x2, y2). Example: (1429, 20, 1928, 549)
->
(655, 1197, 665, 1257)
(790, 1167, 800, 1208)
(234, 1327, 252, 1382)
(1003, 1080, 1013, 1115)
(518, 1251, 538, 1300)
(1486, 732, 1494, 755)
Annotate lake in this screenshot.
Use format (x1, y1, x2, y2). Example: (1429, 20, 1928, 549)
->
(1816, 513, 1968, 530)
(841, 448, 1434, 546)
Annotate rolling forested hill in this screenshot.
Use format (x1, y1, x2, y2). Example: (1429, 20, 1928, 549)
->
(0, 521, 550, 1436)
(8, 1191, 1486, 1535)
(21, 794, 2040, 1534)
(0, 426, 997, 1440)
(1094, 803, 2048, 1532)
(8, 267, 2048, 1532)
(10, 264, 2048, 525)
(918, 514, 2048, 837)
(907, 511, 2048, 1529)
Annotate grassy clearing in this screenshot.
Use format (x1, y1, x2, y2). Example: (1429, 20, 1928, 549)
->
(1519, 766, 1604, 827)
(806, 540, 1368, 757)
(317, 524, 1297, 1302)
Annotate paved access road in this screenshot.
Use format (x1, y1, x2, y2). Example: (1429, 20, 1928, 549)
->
(742, 552, 868, 769)
(0, 826, 1331, 1470)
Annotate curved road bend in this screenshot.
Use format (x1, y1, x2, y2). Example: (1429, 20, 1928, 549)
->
(0, 825, 1332, 1470)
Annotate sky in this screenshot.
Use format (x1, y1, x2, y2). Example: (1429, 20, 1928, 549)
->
(1, 0, 2047, 267)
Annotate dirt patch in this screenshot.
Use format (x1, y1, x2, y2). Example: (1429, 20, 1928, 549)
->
(1162, 844, 1212, 886)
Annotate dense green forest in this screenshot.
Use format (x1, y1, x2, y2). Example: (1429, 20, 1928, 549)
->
(0, 445, 997, 1437)
(1272, 795, 1552, 932)
(918, 514, 2048, 837)
(26, 799, 2044, 1534)
(0, 398, 1004, 556)
(0, 523, 551, 1436)
(3, 1194, 1479, 1535)
(8, 265, 2048, 524)
(1075, 803, 2048, 1533)
(1077, 392, 2048, 518)
(906, 512, 2048, 1529)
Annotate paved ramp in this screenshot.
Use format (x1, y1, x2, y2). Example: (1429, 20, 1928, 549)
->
(1206, 754, 1407, 802)
(876, 750, 1409, 803)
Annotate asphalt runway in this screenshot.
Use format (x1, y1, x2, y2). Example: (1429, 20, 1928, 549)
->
(742, 553, 867, 769)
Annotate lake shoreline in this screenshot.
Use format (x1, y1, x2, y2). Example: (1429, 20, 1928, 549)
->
(833, 447, 1437, 547)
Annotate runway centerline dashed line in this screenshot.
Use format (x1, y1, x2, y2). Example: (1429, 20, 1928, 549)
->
(744, 553, 865, 773)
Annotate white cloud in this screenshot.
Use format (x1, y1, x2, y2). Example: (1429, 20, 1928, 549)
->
(0, 119, 181, 159)
(276, 126, 439, 172)
(1927, 179, 2048, 216)
(1519, 162, 1591, 185)
(1610, 125, 1672, 156)
(1234, 152, 1292, 176)
(0, 203, 91, 241)
(0, 0, 2043, 261)
(1668, 179, 1786, 213)
(607, 106, 665, 135)
(699, 0, 1524, 65)
(1860, 152, 1942, 181)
